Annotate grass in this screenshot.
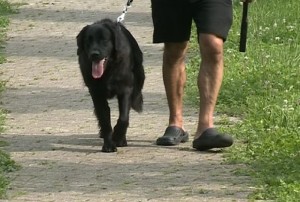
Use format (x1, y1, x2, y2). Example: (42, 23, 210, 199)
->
(185, 0, 300, 201)
(0, 0, 19, 199)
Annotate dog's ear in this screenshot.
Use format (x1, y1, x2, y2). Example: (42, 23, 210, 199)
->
(76, 25, 89, 55)
(112, 23, 127, 53)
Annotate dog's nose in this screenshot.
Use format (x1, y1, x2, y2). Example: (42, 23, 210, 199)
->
(90, 51, 100, 60)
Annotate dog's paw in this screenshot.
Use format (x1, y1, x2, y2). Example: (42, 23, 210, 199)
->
(101, 143, 117, 153)
(115, 139, 128, 147)
(112, 135, 128, 147)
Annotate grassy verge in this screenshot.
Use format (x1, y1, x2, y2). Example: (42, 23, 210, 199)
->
(186, 0, 299, 201)
(0, 0, 19, 198)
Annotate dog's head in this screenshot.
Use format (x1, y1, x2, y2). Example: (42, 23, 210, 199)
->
(76, 19, 125, 79)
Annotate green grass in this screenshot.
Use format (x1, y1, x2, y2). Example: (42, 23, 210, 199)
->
(186, 0, 300, 201)
(0, 0, 15, 63)
(0, 0, 19, 199)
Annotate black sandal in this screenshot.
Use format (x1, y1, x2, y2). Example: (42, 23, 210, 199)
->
(192, 128, 233, 151)
(156, 126, 189, 146)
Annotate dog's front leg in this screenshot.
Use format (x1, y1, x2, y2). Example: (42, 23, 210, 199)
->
(89, 88, 116, 152)
(113, 92, 131, 147)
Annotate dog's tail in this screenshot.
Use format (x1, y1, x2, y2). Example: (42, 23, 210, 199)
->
(131, 42, 144, 113)
(131, 91, 143, 113)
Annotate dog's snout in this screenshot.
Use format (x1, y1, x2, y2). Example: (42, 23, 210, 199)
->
(90, 51, 100, 60)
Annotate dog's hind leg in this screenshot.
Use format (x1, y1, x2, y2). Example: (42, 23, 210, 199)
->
(89, 88, 117, 152)
(113, 92, 131, 147)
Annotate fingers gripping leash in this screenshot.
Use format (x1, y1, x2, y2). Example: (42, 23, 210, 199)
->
(117, 0, 133, 23)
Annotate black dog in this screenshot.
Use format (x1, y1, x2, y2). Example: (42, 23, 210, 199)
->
(76, 19, 145, 152)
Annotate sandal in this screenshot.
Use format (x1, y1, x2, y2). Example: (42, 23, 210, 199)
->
(192, 128, 233, 151)
(156, 126, 189, 146)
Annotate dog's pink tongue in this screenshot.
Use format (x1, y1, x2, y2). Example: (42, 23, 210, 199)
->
(92, 59, 105, 79)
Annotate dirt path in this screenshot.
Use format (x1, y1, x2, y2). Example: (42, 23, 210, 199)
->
(0, 0, 251, 201)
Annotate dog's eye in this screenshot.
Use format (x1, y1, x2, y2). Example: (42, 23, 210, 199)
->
(98, 39, 110, 45)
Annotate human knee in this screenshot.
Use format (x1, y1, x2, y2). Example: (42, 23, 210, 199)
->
(199, 34, 224, 63)
(163, 42, 188, 64)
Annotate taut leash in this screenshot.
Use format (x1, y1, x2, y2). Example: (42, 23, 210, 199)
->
(117, 0, 133, 23)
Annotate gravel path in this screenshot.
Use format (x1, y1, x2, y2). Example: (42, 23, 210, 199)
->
(0, 0, 251, 201)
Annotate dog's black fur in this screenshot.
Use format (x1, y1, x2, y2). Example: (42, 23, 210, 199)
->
(76, 19, 145, 152)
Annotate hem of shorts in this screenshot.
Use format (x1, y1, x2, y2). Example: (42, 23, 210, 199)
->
(153, 38, 190, 44)
(197, 30, 228, 42)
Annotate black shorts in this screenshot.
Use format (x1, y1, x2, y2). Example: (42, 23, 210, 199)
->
(151, 0, 233, 43)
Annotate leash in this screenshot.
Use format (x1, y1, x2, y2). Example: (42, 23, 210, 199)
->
(117, 0, 133, 23)
(239, 1, 249, 52)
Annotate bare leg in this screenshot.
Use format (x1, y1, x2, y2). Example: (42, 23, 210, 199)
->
(195, 34, 224, 139)
(163, 42, 189, 129)
(156, 42, 190, 146)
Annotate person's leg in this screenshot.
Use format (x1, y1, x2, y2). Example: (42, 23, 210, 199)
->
(191, 0, 234, 150)
(192, 34, 233, 150)
(151, 0, 192, 146)
(155, 42, 190, 146)
(163, 42, 188, 129)
(195, 34, 224, 139)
